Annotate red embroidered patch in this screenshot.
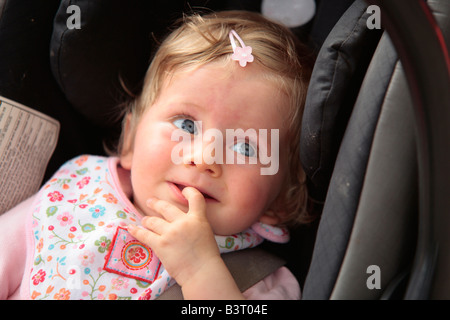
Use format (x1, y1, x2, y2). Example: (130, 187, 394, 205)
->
(104, 227, 162, 283)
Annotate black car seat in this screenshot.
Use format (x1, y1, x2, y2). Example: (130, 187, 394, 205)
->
(301, 0, 450, 299)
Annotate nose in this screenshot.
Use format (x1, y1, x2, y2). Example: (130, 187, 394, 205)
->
(183, 141, 222, 178)
(184, 160, 222, 177)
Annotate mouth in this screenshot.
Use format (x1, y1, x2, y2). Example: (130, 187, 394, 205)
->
(173, 183, 218, 202)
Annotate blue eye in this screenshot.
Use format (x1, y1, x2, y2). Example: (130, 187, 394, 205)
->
(233, 142, 256, 157)
(173, 118, 198, 135)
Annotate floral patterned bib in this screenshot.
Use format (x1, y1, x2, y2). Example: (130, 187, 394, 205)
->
(26, 155, 288, 300)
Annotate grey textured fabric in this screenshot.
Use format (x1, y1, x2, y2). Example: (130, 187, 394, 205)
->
(331, 58, 418, 300)
(300, 0, 383, 201)
(157, 247, 286, 300)
(303, 0, 449, 299)
(302, 33, 399, 299)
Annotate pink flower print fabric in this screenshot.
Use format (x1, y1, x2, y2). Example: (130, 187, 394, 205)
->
(28, 155, 171, 300)
(27, 155, 288, 300)
(251, 222, 290, 243)
(104, 227, 162, 283)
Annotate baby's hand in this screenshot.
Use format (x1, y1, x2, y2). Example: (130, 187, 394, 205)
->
(127, 187, 220, 287)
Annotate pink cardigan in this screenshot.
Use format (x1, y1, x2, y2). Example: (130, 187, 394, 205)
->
(0, 160, 300, 300)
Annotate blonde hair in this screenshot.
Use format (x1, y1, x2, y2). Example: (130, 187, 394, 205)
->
(116, 10, 314, 226)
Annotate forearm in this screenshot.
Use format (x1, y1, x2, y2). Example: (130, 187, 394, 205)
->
(180, 255, 245, 300)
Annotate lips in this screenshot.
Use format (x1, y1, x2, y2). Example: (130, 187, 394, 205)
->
(169, 182, 218, 203)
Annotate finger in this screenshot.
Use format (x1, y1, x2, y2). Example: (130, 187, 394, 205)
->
(146, 198, 183, 222)
(127, 224, 159, 247)
(140, 216, 168, 236)
(182, 187, 206, 216)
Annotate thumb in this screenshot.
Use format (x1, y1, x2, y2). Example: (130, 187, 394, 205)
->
(181, 187, 206, 216)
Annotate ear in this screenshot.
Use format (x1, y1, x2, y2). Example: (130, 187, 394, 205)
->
(119, 113, 134, 170)
(258, 209, 287, 226)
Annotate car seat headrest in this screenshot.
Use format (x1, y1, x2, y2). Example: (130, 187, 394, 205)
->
(300, 0, 383, 201)
(49, 1, 186, 128)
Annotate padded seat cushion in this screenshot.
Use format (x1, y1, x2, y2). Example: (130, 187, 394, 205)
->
(300, 0, 383, 201)
(49, 0, 187, 128)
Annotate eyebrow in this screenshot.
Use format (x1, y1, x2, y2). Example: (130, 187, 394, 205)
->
(169, 102, 204, 116)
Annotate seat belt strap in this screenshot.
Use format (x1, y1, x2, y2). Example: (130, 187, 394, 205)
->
(157, 247, 286, 300)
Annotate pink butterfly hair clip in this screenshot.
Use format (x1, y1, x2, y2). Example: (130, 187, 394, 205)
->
(229, 29, 254, 67)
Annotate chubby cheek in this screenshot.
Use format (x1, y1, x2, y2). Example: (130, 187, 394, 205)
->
(232, 179, 269, 212)
(133, 125, 173, 174)
(213, 173, 281, 235)
(129, 123, 176, 212)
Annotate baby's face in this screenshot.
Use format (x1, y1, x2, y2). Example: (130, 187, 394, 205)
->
(120, 63, 289, 235)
